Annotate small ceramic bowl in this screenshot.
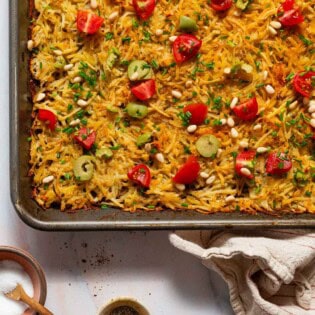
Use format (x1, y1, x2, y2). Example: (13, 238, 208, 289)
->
(97, 297, 150, 315)
(0, 246, 47, 315)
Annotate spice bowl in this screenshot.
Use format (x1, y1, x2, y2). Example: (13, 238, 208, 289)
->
(0, 246, 47, 315)
(97, 297, 150, 315)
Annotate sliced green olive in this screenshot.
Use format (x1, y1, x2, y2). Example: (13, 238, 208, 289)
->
(196, 135, 220, 158)
(96, 148, 113, 159)
(106, 48, 120, 69)
(106, 104, 119, 113)
(136, 133, 152, 147)
(126, 102, 148, 119)
(128, 60, 152, 81)
(236, 0, 250, 10)
(229, 63, 253, 83)
(73, 156, 95, 181)
(54, 56, 66, 69)
(179, 16, 198, 33)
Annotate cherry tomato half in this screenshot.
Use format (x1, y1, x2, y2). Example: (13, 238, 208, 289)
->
(173, 156, 200, 185)
(38, 109, 57, 131)
(235, 151, 256, 179)
(183, 103, 208, 125)
(210, 0, 232, 11)
(266, 152, 292, 175)
(128, 164, 151, 188)
(131, 79, 156, 101)
(233, 97, 258, 121)
(293, 71, 315, 98)
(74, 128, 96, 150)
(173, 34, 202, 64)
(77, 11, 104, 34)
(278, 0, 304, 27)
(132, 0, 156, 20)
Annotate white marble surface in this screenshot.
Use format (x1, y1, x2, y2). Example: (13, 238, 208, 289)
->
(1, 1, 234, 313)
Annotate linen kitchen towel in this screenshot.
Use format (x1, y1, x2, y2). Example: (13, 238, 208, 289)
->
(169, 230, 315, 315)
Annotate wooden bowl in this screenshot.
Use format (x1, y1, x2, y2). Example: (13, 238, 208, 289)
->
(0, 246, 47, 315)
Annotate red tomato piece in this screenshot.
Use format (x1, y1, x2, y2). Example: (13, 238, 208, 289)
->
(74, 128, 96, 150)
(173, 156, 200, 185)
(131, 79, 156, 101)
(293, 71, 315, 98)
(183, 103, 208, 125)
(281, 0, 294, 11)
(128, 164, 151, 188)
(233, 97, 258, 121)
(235, 151, 256, 179)
(266, 152, 292, 175)
(278, 0, 304, 27)
(132, 0, 156, 20)
(210, 0, 232, 11)
(38, 109, 57, 131)
(173, 34, 202, 63)
(77, 11, 104, 34)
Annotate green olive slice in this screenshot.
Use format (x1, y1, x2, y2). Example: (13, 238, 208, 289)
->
(196, 135, 220, 158)
(73, 156, 95, 181)
(126, 102, 148, 119)
(96, 148, 113, 159)
(128, 60, 151, 81)
(106, 48, 120, 69)
(179, 16, 198, 33)
(136, 133, 152, 147)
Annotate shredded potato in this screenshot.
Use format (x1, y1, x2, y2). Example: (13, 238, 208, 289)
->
(29, 0, 315, 213)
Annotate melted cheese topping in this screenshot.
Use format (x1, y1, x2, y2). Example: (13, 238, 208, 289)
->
(29, 0, 315, 213)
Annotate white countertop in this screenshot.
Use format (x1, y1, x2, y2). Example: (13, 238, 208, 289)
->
(1, 1, 233, 313)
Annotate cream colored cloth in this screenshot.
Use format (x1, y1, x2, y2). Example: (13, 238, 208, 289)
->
(169, 230, 315, 315)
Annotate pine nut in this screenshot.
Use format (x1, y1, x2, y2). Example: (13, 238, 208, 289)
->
(27, 40, 34, 51)
(265, 84, 275, 95)
(53, 49, 63, 56)
(257, 147, 268, 154)
(223, 67, 231, 74)
(42, 175, 54, 184)
(220, 118, 227, 125)
(70, 119, 81, 126)
(200, 172, 210, 179)
(268, 26, 277, 35)
(64, 64, 74, 71)
(206, 175, 216, 185)
(233, 10, 241, 17)
(108, 11, 119, 22)
(289, 100, 298, 110)
(239, 140, 249, 148)
(185, 80, 193, 88)
(169, 36, 178, 42)
(36, 93, 46, 102)
(175, 183, 185, 191)
(130, 71, 139, 81)
(312, 113, 315, 119)
(309, 100, 315, 107)
(227, 117, 235, 127)
(144, 143, 152, 152)
(155, 29, 163, 36)
(270, 21, 282, 29)
(230, 97, 239, 109)
(240, 167, 251, 177)
(253, 124, 262, 131)
(187, 125, 197, 133)
(225, 195, 235, 202)
(308, 104, 315, 113)
(172, 90, 182, 99)
(77, 99, 88, 107)
(72, 76, 82, 83)
(90, 0, 98, 9)
(310, 119, 315, 128)
(231, 128, 239, 138)
(156, 153, 165, 163)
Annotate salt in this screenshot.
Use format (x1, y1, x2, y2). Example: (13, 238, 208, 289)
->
(0, 260, 34, 315)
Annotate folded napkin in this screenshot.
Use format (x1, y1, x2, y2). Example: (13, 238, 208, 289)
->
(169, 230, 315, 315)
